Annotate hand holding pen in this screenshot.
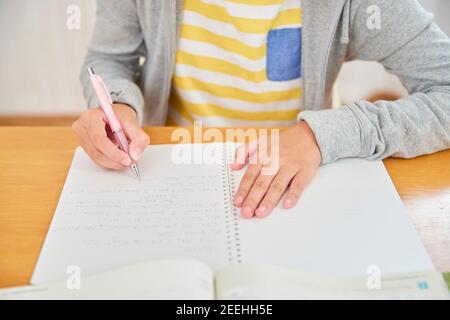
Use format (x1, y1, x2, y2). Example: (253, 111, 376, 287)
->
(72, 68, 149, 178)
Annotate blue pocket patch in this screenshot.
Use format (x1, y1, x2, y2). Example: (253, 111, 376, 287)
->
(266, 28, 302, 81)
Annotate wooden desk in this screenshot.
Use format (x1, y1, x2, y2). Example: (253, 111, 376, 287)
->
(0, 126, 449, 288)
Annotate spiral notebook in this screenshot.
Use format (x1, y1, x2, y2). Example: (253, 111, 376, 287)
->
(31, 143, 434, 285)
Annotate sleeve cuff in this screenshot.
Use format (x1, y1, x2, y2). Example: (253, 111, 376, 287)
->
(297, 107, 362, 164)
(87, 79, 145, 125)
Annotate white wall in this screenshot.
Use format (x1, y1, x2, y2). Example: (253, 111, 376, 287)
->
(0, 0, 95, 115)
(0, 0, 448, 116)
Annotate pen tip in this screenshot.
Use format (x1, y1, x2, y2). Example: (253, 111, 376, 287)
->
(131, 164, 141, 180)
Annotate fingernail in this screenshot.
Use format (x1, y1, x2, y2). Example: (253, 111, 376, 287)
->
(284, 199, 293, 209)
(121, 157, 131, 166)
(234, 195, 244, 206)
(255, 206, 267, 218)
(230, 162, 241, 171)
(242, 206, 253, 218)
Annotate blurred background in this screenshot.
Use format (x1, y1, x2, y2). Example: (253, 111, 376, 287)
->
(0, 0, 448, 125)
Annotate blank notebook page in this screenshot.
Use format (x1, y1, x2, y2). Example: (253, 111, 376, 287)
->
(232, 157, 433, 276)
(31, 144, 433, 284)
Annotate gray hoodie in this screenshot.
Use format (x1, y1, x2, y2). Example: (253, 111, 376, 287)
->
(80, 0, 450, 164)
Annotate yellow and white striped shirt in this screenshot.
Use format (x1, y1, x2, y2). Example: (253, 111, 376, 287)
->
(168, 0, 302, 127)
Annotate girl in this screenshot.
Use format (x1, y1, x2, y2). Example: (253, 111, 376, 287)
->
(73, 0, 450, 218)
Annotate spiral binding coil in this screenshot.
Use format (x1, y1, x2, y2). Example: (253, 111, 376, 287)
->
(222, 144, 242, 264)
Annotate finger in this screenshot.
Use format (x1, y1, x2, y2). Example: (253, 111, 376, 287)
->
(231, 139, 258, 171)
(86, 116, 131, 166)
(78, 127, 127, 170)
(241, 172, 275, 219)
(257, 168, 298, 217)
(122, 120, 150, 161)
(283, 167, 316, 209)
(234, 164, 261, 209)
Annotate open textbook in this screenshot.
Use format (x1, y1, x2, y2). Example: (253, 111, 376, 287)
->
(1, 260, 448, 300)
(26, 143, 443, 298)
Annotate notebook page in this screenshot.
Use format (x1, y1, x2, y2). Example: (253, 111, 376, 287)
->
(32, 145, 235, 284)
(216, 264, 448, 300)
(3, 260, 214, 300)
(231, 158, 434, 276)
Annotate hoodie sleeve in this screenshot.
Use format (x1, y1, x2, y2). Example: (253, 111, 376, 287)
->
(298, 0, 450, 164)
(80, 0, 146, 124)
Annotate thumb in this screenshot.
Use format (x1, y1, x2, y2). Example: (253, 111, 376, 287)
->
(122, 121, 150, 161)
(231, 139, 258, 170)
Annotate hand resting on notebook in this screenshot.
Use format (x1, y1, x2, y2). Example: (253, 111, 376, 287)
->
(72, 103, 150, 171)
(231, 121, 322, 219)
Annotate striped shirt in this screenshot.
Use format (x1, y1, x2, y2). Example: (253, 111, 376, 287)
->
(168, 0, 303, 127)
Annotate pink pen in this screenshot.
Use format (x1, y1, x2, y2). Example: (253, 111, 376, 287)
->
(87, 67, 141, 179)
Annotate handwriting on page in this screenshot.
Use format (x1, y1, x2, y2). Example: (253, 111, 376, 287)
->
(52, 174, 229, 264)
(31, 146, 238, 283)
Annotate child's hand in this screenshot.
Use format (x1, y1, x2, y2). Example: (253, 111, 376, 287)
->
(72, 103, 150, 170)
(231, 121, 322, 218)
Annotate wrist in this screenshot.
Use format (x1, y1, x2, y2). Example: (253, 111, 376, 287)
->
(290, 121, 322, 164)
(297, 120, 318, 144)
(113, 103, 139, 123)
